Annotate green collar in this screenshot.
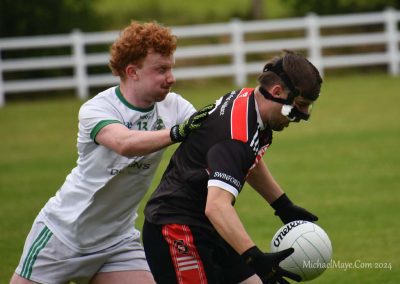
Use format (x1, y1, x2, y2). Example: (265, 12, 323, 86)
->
(115, 86, 154, 112)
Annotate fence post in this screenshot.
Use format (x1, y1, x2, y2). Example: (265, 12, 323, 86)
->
(385, 7, 399, 76)
(72, 29, 89, 100)
(0, 50, 4, 107)
(231, 19, 246, 86)
(306, 13, 323, 76)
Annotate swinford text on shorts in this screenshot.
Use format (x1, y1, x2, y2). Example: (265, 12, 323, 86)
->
(303, 259, 392, 271)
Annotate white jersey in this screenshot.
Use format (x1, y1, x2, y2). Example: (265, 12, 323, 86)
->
(40, 86, 195, 253)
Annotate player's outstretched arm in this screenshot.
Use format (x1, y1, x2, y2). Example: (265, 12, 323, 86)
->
(95, 125, 174, 157)
(247, 160, 318, 224)
(205, 186, 255, 254)
(205, 187, 299, 283)
(246, 159, 285, 203)
(95, 103, 214, 157)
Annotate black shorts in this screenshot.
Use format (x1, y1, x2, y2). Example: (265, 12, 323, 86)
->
(142, 219, 255, 284)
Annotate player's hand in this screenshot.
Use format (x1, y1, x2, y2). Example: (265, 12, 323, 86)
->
(170, 103, 215, 143)
(241, 246, 301, 283)
(271, 194, 318, 224)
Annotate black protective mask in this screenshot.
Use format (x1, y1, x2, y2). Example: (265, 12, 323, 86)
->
(258, 86, 311, 122)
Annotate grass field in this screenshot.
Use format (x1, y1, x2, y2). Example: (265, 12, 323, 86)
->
(0, 73, 399, 283)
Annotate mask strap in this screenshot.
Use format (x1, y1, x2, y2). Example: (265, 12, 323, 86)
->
(263, 58, 300, 102)
(258, 86, 290, 105)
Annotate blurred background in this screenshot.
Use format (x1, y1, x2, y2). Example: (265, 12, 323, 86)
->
(1, 0, 400, 104)
(0, 1, 399, 283)
(2, 0, 400, 36)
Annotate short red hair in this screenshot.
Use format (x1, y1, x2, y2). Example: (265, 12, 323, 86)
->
(109, 21, 177, 78)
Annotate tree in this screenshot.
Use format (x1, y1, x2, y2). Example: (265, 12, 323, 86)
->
(0, 0, 103, 37)
(282, 0, 400, 16)
(251, 0, 264, 19)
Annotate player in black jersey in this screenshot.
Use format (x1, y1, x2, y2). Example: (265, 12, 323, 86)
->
(143, 50, 323, 284)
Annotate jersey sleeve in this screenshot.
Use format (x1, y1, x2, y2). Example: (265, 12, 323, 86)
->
(206, 139, 254, 198)
(78, 99, 122, 143)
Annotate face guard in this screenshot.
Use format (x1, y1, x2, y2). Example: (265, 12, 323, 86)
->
(259, 87, 311, 122)
(260, 58, 319, 122)
(281, 104, 310, 122)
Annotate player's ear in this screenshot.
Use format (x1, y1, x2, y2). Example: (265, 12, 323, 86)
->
(270, 84, 285, 99)
(126, 64, 139, 80)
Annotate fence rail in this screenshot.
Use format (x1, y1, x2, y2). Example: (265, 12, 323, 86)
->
(0, 8, 399, 107)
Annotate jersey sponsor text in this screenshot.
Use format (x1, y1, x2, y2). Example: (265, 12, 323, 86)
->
(212, 172, 242, 188)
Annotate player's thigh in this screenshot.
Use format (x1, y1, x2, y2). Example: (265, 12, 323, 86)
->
(144, 221, 226, 283)
(9, 273, 38, 284)
(90, 231, 154, 283)
(142, 220, 178, 283)
(189, 225, 256, 283)
(13, 218, 89, 284)
(143, 220, 255, 283)
(90, 270, 155, 284)
(15, 217, 152, 283)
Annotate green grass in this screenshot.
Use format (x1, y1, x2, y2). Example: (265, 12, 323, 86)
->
(0, 73, 399, 283)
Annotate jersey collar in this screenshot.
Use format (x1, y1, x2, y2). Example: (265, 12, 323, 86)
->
(115, 86, 155, 112)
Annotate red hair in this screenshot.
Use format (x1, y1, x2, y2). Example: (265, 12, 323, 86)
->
(109, 21, 177, 78)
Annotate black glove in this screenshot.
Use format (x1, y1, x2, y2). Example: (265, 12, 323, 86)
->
(241, 246, 301, 283)
(170, 103, 215, 143)
(271, 194, 318, 224)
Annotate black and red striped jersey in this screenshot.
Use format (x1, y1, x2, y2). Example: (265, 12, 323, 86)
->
(144, 88, 273, 230)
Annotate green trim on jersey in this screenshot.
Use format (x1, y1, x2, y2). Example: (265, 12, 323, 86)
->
(21, 227, 53, 279)
(116, 86, 155, 112)
(90, 120, 121, 142)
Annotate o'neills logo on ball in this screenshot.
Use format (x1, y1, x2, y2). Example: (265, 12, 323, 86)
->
(273, 220, 308, 248)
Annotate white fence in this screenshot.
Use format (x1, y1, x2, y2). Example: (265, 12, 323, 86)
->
(0, 8, 399, 107)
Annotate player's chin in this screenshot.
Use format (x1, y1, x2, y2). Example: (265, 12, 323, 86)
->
(155, 90, 169, 101)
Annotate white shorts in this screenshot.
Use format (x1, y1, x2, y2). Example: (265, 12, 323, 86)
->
(15, 216, 150, 284)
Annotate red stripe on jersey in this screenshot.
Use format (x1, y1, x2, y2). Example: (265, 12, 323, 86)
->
(162, 224, 208, 284)
(231, 88, 253, 142)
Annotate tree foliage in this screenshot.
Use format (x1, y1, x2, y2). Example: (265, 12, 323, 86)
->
(282, 0, 400, 16)
(1, 0, 398, 38)
(0, 0, 103, 37)
(93, 0, 252, 29)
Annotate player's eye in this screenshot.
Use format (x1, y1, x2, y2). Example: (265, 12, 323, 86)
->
(295, 102, 311, 113)
(157, 67, 169, 74)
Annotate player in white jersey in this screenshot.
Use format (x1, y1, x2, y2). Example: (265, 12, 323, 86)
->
(10, 21, 213, 284)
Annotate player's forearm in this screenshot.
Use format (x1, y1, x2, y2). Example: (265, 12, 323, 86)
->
(116, 129, 174, 156)
(205, 187, 255, 254)
(247, 160, 284, 204)
(96, 124, 174, 157)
